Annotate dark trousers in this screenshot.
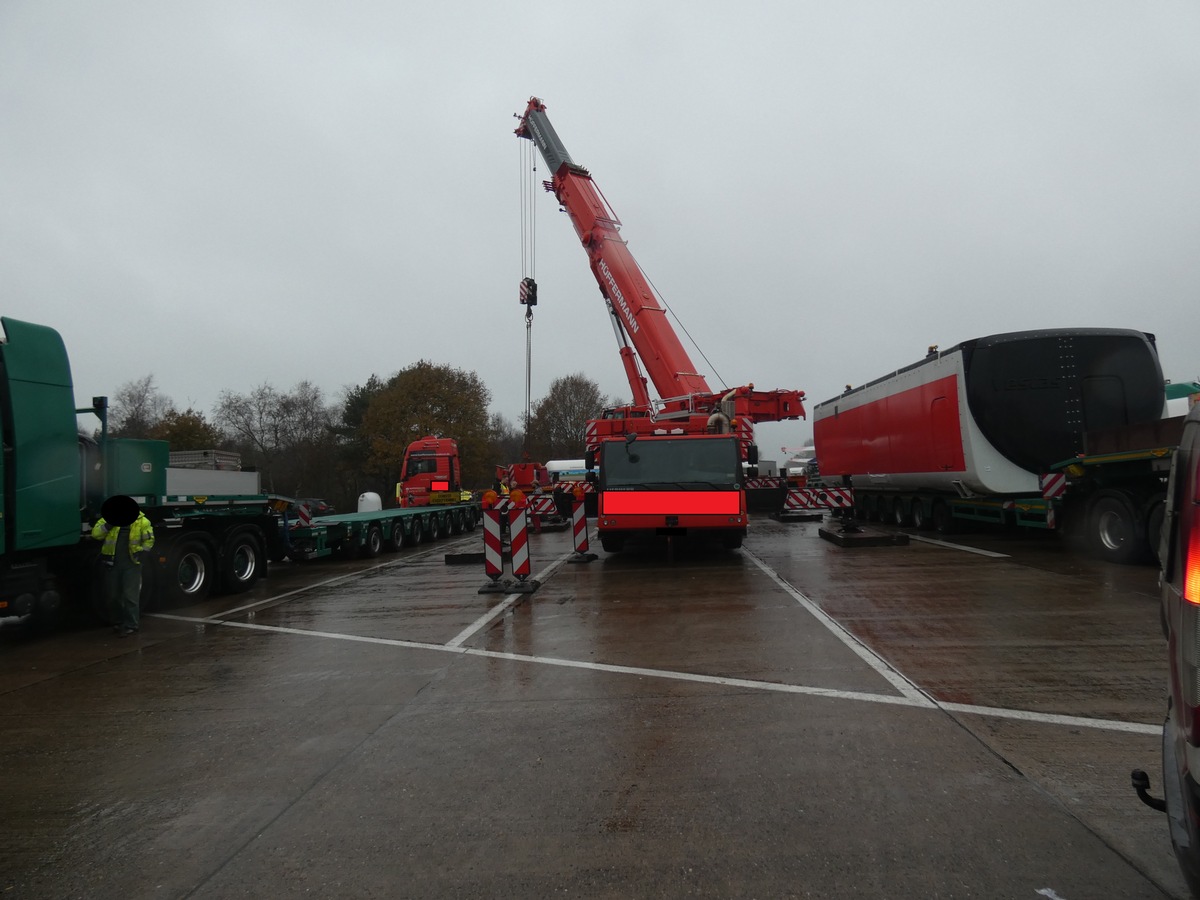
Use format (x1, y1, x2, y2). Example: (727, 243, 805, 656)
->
(104, 561, 142, 631)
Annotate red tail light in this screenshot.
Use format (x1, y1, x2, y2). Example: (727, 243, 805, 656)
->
(1185, 447, 1200, 604)
(601, 491, 742, 515)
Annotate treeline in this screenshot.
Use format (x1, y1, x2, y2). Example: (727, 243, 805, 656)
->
(101, 367, 612, 510)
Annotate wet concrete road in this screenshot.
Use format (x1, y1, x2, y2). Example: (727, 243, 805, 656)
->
(0, 516, 1185, 898)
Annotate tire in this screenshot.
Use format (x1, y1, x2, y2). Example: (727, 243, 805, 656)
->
(363, 526, 383, 558)
(932, 500, 954, 534)
(600, 534, 625, 553)
(891, 498, 908, 527)
(721, 531, 744, 550)
(220, 528, 264, 594)
(409, 519, 423, 546)
(911, 499, 930, 530)
(464, 509, 478, 531)
(425, 515, 441, 542)
(160, 536, 215, 607)
(450, 510, 464, 535)
(384, 521, 405, 552)
(1144, 493, 1167, 564)
(857, 495, 874, 523)
(1087, 489, 1147, 564)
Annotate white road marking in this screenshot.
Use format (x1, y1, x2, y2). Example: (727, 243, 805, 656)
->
(149, 535, 1159, 739)
(216, 538, 476, 618)
(908, 535, 1010, 557)
(445, 546, 579, 648)
(744, 549, 932, 705)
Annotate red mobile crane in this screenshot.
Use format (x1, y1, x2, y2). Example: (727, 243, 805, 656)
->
(514, 96, 806, 551)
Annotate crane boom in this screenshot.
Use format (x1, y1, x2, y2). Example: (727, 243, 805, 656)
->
(516, 97, 711, 404)
(513, 96, 808, 551)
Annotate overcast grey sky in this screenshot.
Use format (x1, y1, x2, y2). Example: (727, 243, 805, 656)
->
(2, 1, 1197, 457)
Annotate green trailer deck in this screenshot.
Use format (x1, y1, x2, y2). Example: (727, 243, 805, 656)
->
(284, 502, 481, 560)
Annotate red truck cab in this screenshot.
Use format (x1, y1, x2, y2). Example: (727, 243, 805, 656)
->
(397, 436, 462, 507)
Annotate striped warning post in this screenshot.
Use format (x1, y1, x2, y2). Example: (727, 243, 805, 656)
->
(509, 509, 531, 580)
(572, 499, 589, 553)
(290, 502, 313, 529)
(483, 509, 504, 581)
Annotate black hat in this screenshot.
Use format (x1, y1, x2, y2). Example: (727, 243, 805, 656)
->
(100, 495, 141, 527)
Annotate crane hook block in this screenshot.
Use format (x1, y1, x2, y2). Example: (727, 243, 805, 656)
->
(519, 277, 538, 306)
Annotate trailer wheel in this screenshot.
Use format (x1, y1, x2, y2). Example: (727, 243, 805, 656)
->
(425, 515, 441, 542)
(721, 531, 744, 550)
(1088, 489, 1147, 564)
(449, 510, 464, 535)
(464, 509, 478, 531)
(891, 498, 909, 527)
(409, 519, 423, 546)
(910, 500, 930, 530)
(220, 528, 264, 594)
(1143, 492, 1168, 564)
(855, 495, 873, 522)
(932, 500, 954, 534)
(363, 526, 383, 558)
(385, 521, 405, 552)
(161, 537, 214, 607)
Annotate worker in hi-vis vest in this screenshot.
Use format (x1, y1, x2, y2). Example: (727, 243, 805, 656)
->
(91, 495, 155, 637)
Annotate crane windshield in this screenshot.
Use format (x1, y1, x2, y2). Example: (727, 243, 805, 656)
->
(600, 436, 741, 490)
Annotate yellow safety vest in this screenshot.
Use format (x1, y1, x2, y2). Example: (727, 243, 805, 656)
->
(91, 513, 156, 562)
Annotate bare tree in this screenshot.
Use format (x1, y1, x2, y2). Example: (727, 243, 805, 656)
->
(214, 382, 339, 497)
(214, 384, 288, 491)
(108, 374, 172, 438)
(525, 374, 609, 460)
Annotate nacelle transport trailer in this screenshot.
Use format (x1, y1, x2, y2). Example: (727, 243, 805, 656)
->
(813, 327, 1184, 564)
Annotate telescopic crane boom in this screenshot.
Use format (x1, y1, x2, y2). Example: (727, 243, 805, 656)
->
(514, 96, 804, 446)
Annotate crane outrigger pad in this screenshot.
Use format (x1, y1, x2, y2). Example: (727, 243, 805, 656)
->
(477, 578, 541, 595)
(818, 525, 909, 549)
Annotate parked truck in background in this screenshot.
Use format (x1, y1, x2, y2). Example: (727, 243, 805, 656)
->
(0, 316, 290, 629)
(396, 435, 471, 507)
(813, 327, 1188, 564)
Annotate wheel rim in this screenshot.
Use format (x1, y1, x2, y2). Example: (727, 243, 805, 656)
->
(1097, 509, 1128, 551)
(178, 552, 207, 595)
(231, 545, 256, 583)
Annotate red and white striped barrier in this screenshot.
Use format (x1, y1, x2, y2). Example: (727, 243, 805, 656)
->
(782, 487, 854, 516)
(572, 500, 589, 554)
(483, 509, 504, 581)
(1040, 472, 1066, 500)
(509, 509, 530, 580)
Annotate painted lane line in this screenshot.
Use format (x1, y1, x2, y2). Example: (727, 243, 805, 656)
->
(215, 537, 477, 618)
(940, 701, 1159, 736)
(163, 615, 926, 708)
(743, 551, 1158, 737)
(445, 546, 580, 648)
(744, 549, 933, 706)
(908, 535, 1010, 558)
(152, 614, 1158, 735)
